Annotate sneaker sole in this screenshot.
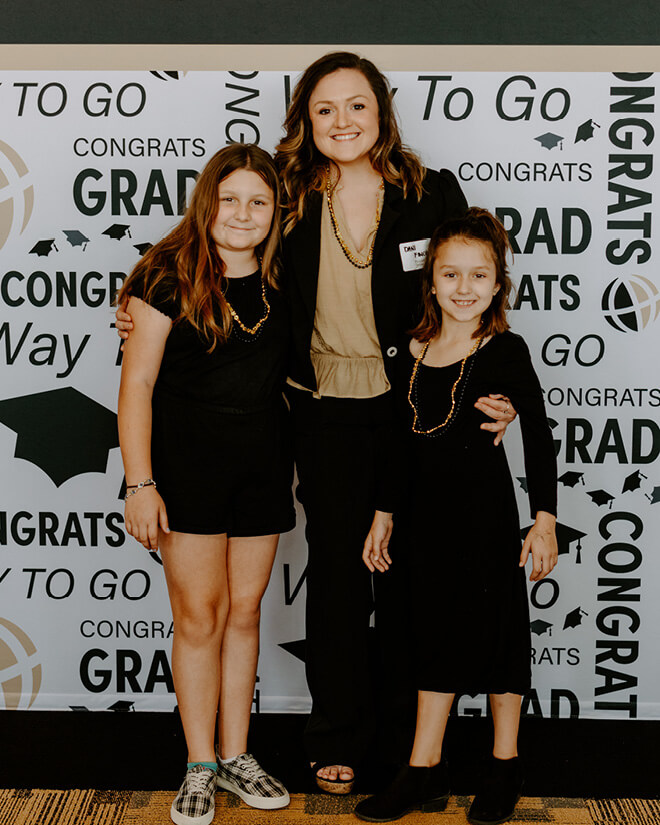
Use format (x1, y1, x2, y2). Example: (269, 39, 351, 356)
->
(216, 776, 290, 810)
(170, 802, 215, 825)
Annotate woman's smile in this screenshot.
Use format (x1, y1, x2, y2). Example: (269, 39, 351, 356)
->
(308, 68, 379, 167)
(331, 132, 361, 141)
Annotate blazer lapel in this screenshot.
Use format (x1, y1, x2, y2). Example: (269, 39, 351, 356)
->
(372, 181, 403, 272)
(371, 182, 404, 342)
(289, 191, 323, 322)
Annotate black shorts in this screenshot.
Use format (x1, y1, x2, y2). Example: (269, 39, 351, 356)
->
(151, 392, 295, 537)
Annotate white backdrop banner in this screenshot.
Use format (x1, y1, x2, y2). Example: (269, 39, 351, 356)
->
(0, 69, 659, 719)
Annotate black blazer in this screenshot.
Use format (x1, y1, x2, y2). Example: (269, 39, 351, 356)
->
(281, 168, 468, 391)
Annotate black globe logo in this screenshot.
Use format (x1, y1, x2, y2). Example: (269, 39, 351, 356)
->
(601, 275, 660, 332)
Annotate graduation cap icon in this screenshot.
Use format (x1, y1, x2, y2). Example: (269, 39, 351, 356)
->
(622, 470, 646, 494)
(558, 471, 584, 488)
(103, 224, 132, 241)
(516, 477, 528, 493)
(535, 132, 564, 150)
(278, 638, 307, 663)
(646, 485, 660, 505)
(150, 70, 185, 81)
(521, 521, 586, 563)
(563, 606, 588, 630)
(108, 700, 135, 711)
(530, 619, 552, 637)
(29, 239, 58, 257)
(281, 630, 380, 664)
(575, 119, 600, 143)
(134, 242, 153, 256)
(587, 489, 615, 508)
(556, 522, 587, 563)
(63, 229, 90, 250)
(0, 387, 119, 486)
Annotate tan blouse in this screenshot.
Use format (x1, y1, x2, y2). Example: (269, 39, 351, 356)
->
(289, 187, 390, 399)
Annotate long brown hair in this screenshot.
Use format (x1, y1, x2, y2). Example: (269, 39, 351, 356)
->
(412, 207, 513, 343)
(117, 143, 280, 349)
(276, 51, 426, 232)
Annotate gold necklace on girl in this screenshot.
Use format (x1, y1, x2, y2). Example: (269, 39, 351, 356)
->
(326, 168, 384, 269)
(408, 336, 484, 435)
(224, 262, 270, 336)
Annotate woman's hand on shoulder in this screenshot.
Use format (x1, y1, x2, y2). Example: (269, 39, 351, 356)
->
(115, 297, 134, 343)
(362, 510, 394, 573)
(519, 511, 558, 581)
(475, 394, 517, 446)
(125, 487, 170, 551)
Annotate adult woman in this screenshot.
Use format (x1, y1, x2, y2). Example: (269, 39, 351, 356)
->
(117, 144, 293, 825)
(276, 52, 514, 791)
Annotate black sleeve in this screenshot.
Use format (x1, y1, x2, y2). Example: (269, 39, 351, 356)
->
(131, 271, 179, 320)
(497, 334, 558, 519)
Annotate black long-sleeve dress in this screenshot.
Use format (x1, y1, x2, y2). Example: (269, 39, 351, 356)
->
(394, 330, 557, 695)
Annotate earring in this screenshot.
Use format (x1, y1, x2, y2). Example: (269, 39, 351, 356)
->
(431, 287, 436, 294)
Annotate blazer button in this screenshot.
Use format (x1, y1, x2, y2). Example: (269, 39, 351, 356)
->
(386, 346, 398, 358)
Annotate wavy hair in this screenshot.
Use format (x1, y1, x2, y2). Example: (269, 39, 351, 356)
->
(412, 207, 514, 343)
(117, 143, 280, 350)
(276, 51, 426, 232)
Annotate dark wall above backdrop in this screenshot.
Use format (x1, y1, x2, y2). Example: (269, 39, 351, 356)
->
(2, 0, 660, 44)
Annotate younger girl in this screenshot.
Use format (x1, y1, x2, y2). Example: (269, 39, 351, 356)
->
(357, 208, 558, 825)
(117, 144, 293, 825)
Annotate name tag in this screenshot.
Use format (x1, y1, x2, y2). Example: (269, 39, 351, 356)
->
(399, 238, 430, 272)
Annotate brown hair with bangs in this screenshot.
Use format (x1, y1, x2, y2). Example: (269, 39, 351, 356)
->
(412, 207, 513, 343)
(275, 51, 426, 232)
(117, 143, 280, 350)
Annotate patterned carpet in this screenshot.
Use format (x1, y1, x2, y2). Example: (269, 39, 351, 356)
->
(2, 790, 660, 825)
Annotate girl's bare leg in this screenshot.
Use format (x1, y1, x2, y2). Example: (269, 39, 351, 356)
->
(160, 530, 229, 762)
(409, 691, 455, 766)
(218, 534, 279, 758)
(490, 693, 522, 759)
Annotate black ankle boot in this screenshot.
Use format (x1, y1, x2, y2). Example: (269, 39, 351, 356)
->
(467, 756, 524, 825)
(354, 761, 450, 823)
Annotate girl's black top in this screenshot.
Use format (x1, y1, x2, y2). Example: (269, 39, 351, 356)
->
(132, 268, 289, 410)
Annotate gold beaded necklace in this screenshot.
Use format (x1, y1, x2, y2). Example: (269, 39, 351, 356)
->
(408, 336, 484, 435)
(326, 171, 384, 269)
(224, 265, 270, 336)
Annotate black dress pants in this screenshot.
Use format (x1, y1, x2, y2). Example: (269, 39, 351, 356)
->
(286, 387, 416, 767)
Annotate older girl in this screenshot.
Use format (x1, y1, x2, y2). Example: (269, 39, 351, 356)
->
(117, 144, 293, 825)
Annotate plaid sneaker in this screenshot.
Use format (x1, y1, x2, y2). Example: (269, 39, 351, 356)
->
(170, 764, 216, 825)
(216, 752, 290, 809)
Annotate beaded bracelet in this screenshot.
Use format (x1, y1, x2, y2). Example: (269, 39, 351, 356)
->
(124, 478, 156, 500)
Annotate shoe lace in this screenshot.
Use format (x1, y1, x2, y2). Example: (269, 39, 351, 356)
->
(234, 753, 262, 777)
(187, 766, 214, 794)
